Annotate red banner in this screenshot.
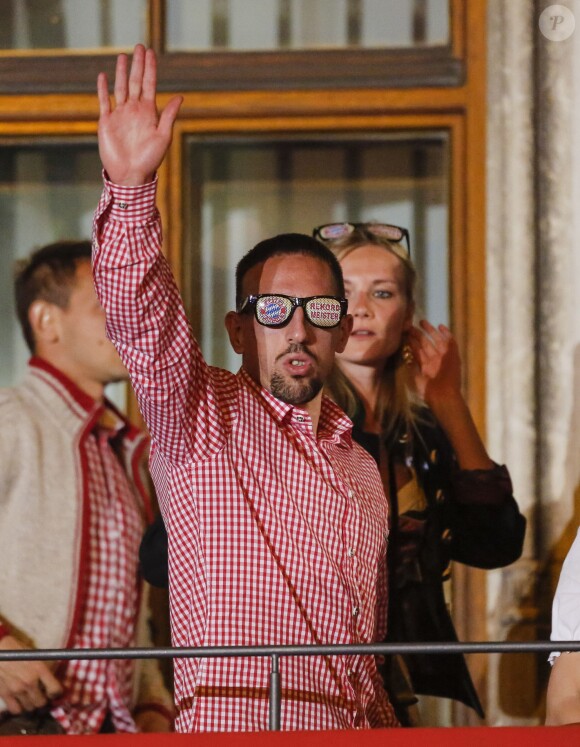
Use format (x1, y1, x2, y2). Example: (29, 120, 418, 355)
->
(0, 727, 576, 746)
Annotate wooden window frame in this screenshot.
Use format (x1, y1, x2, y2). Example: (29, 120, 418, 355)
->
(0, 46, 463, 94)
(0, 0, 465, 93)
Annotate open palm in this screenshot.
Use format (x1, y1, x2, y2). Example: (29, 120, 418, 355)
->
(97, 45, 182, 186)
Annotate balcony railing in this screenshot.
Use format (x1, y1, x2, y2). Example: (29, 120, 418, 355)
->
(1, 640, 577, 730)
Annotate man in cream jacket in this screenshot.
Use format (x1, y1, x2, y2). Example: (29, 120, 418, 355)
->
(0, 240, 173, 734)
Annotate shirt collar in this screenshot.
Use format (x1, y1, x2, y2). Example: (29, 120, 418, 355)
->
(29, 357, 128, 435)
(29, 357, 97, 415)
(238, 367, 353, 446)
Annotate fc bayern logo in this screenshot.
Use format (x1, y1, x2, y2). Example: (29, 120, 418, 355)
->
(259, 299, 287, 324)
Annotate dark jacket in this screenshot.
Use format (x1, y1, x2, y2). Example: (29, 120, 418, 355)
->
(354, 411, 526, 718)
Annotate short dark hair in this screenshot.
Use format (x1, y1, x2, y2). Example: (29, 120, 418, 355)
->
(235, 233, 345, 309)
(14, 240, 92, 352)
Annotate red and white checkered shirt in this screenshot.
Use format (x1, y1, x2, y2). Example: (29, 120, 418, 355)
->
(93, 176, 398, 732)
(52, 405, 144, 734)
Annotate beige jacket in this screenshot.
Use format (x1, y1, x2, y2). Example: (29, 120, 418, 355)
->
(0, 358, 173, 717)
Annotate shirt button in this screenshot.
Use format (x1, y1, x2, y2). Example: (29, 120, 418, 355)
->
(295, 414, 305, 422)
(347, 547, 355, 557)
(347, 668, 355, 678)
(352, 606, 360, 617)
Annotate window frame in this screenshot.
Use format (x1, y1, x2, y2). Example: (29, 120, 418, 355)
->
(0, 0, 465, 93)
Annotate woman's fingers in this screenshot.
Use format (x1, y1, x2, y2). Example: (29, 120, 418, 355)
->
(408, 325, 438, 360)
(416, 320, 453, 357)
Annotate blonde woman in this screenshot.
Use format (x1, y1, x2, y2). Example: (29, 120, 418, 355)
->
(314, 222, 526, 724)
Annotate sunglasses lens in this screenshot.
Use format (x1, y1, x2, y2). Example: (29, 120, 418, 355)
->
(368, 225, 404, 241)
(317, 223, 354, 241)
(256, 295, 292, 326)
(305, 298, 343, 327)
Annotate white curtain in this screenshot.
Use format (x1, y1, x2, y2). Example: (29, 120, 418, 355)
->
(486, 0, 580, 725)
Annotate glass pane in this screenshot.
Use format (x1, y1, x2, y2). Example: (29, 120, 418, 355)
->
(167, 0, 450, 51)
(0, 0, 147, 50)
(0, 141, 124, 407)
(184, 135, 449, 372)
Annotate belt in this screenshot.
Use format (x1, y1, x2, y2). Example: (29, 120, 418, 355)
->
(184, 686, 354, 709)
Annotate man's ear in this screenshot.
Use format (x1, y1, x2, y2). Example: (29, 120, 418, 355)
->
(335, 313, 353, 354)
(225, 310, 245, 354)
(28, 300, 59, 347)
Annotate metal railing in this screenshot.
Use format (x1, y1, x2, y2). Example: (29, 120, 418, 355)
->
(2, 640, 578, 730)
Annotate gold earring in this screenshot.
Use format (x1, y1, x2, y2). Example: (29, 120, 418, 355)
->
(402, 344, 414, 366)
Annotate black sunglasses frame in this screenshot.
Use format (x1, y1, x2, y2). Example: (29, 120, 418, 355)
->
(238, 294, 348, 329)
(313, 222, 411, 255)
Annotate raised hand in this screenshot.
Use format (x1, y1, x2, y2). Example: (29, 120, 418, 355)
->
(0, 635, 62, 715)
(97, 44, 182, 186)
(407, 320, 494, 470)
(406, 320, 462, 407)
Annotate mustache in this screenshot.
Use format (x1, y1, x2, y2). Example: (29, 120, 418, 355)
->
(276, 343, 318, 364)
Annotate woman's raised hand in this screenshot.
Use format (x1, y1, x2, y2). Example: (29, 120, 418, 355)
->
(97, 44, 183, 186)
(406, 320, 462, 408)
(407, 320, 494, 470)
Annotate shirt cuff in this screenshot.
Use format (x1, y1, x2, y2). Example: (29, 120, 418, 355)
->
(452, 463, 514, 506)
(102, 170, 158, 222)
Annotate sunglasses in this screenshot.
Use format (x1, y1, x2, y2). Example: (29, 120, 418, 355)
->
(313, 222, 411, 255)
(238, 294, 348, 329)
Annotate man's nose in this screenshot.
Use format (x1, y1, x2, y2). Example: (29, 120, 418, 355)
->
(286, 306, 310, 342)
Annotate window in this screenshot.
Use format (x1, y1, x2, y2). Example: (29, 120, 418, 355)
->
(0, 141, 101, 386)
(184, 134, 449, 370)
(0, 0, 147, 50)
(167, 0, 450, 51)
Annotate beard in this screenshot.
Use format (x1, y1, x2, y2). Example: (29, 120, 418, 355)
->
(269, 371, 323, 405)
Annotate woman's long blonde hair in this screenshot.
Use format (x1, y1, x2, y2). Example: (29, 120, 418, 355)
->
(323, 224, 423, 445)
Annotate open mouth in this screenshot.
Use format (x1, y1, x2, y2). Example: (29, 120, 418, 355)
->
(351, 330, 374, 336)
(282, 354, 313, 376)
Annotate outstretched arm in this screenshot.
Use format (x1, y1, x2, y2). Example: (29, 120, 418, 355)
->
(93, 47, 225, 467)
(407, 322, 525, 566)
(407, 320, 494, 471)
(97, 44, 182, 186)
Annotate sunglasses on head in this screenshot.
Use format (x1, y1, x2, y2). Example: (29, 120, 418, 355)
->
(237, 294, 348, 329)
(313, 222, 411, 255)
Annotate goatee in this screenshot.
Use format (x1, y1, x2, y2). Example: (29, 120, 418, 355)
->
(270, 372, 323, 405)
